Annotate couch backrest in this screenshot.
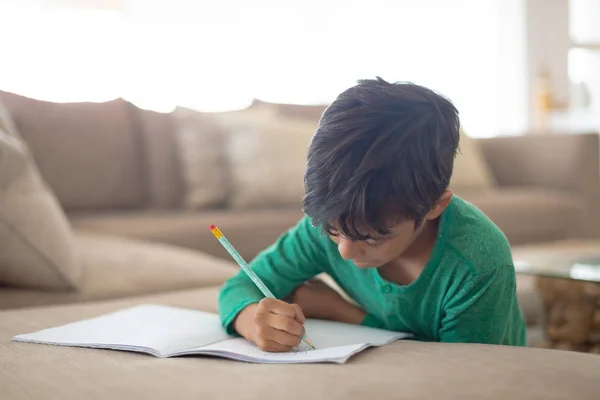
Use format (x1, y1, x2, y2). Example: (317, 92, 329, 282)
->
(0, 91, 149, 211)
(128, 107, 186, 209)
(0, 92, 328, 212)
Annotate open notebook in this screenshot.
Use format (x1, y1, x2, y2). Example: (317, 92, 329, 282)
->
(12, 304, 411, 364)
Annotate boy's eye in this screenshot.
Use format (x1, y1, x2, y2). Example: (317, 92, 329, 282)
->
(328, 227, 340, 236)
(365, 239, 383, 249)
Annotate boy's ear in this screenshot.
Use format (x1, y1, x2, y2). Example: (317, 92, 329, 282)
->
(425, 189, 453, 220)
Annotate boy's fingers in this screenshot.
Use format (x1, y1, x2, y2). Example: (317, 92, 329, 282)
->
(259, 338, 294, 353)
(266, 314, 305, 338)
(262, 298, 298, 319)
(263, 325, 302, 348)
(291, 304, 306, 324)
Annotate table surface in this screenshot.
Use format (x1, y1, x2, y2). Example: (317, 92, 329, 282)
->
(513, 240, 600, 282)
(514, 257, 600, 282)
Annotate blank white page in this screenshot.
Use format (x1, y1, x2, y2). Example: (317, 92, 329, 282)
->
(301, 319, 409, 349)
(13, 305, 231, 356)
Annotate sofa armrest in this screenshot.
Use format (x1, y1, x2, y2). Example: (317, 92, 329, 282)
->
(476, 132, 599, 194)
(476, 132, 600, 238)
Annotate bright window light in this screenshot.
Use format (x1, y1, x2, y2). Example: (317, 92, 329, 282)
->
(0, 0, 526, 136)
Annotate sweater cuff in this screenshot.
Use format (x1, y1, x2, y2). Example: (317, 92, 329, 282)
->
(360, 313, 383, 329)
(222, 299, 260, 336)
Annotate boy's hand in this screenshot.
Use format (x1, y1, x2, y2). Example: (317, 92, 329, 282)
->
(233, 298, 306, 352)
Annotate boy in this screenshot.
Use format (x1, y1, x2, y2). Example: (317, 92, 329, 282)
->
(218, 77, 526, 352)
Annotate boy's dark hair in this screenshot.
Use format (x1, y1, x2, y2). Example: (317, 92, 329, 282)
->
(302, 77, 460, 241)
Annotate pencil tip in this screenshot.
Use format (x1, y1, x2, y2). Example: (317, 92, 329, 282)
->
(305, 338, 315, 350)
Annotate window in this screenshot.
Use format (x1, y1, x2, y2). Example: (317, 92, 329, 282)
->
(0, 0, 527, 137)
(533, 0, 600, 132)
(566, 0, 600, 130)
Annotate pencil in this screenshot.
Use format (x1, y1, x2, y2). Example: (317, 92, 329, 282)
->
(209, 224, 316, 350)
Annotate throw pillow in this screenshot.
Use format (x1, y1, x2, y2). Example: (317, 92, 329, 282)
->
(0, 128, 81, 289)
(174, 107, 229, 209)
(450, 128, 496, 193)
(225, 110, 315, 209)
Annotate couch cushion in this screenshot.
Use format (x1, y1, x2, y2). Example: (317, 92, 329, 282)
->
(450, 129, 496, 191)
(1, 287, 600, 400)
(0, 91, 146, 210)
(228, 116, 313, 209)
(254, 99, 327, 121)
(174, 107, 229, 209)
(132, 107, 185, 209)
(459, 188, 585, 245)
(68, 208, 305, 262)
(0, 231, 236, 309)
(0, 129, 81, 290)
(215, 105, 315, 209)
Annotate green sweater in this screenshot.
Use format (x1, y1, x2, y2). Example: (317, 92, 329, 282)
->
(218, 196, 526, 345)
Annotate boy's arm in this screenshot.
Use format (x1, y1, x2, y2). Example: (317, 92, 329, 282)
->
(439, 265, 523, 344)
(218, 216, 328, 335)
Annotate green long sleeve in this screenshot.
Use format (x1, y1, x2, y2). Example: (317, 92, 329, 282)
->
(438, 265, 526, 345)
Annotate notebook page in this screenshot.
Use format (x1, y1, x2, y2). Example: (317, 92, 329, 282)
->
(182, 318, 410, 364)
(191, 337, 368, 364)
(12, 305, 231, 357)
(299, 319, 411, 348)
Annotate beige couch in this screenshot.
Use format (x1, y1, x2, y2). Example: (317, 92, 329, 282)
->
(3, 286, 600, 400)
(2, 92, 600, 399)
(2, 90, 599, 265)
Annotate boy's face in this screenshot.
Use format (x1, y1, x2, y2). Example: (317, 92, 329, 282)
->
(329, 219, 425, 268)
(328, 191, 452, 269)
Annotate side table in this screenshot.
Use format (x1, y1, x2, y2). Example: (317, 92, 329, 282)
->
(513, 240, 600, 354)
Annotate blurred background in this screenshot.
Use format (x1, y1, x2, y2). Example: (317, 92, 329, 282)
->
(0, 0, 598, 137)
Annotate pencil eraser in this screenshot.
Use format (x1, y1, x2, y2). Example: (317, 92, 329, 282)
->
(209, 224, 216, 231)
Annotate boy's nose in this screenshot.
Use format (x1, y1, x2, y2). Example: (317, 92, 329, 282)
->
(337, 238, 364, 261)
